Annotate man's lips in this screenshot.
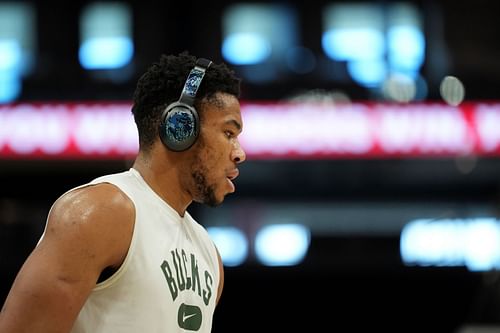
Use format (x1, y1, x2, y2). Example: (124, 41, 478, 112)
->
(226, 169, 239, 193)
(226, 169, 239, 181)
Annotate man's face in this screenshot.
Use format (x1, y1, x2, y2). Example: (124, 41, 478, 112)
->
(186, 92, 246, 207)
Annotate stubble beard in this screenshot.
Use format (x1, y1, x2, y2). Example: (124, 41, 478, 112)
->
(189, 135, 223, 207)
(191, 162, 220, 207)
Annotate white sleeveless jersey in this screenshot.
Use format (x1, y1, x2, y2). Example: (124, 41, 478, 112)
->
(69, 168, 220, 333)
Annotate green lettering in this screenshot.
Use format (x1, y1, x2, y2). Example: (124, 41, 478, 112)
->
(190, 253, 201, 297)
(174, 249, 186, 291)
(160, 260, 178, 301)
(203, 270, 213, 305)
(182, 249, 191, 289)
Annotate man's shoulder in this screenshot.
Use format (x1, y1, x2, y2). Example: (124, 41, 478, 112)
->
(36, 179, 136, 277)
(48, 182, 135, 231)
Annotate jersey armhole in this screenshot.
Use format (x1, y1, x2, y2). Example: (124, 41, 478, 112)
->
(90, 181, 138, 291)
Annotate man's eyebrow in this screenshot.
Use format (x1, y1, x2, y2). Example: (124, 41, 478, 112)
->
(225, 119, 242, 131)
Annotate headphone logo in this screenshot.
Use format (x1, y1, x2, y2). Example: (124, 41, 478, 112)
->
(159, 58, 212, 152)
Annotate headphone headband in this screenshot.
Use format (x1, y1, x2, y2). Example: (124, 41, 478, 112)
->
(178, 58, 212, 106)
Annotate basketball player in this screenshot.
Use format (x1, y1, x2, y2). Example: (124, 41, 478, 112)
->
(0, 52, 246, 332)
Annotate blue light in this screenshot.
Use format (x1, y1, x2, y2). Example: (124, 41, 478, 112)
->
(0, 70, 21, 103)
(347, 59, 387, 87)
(0, 40, 22, 103)
(400, 218, 500, 271)
(255, 224, 310, 266)
(387, 26, 425, 73)
(322, 28, 385, 61)
(79, 37, 133, 70)
(0, 40, 22, 72)
(222, 33, 271, 65)
(207, 226, 248, 267)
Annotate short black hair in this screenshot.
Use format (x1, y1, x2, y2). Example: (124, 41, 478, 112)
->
(131, 51, 241, 151)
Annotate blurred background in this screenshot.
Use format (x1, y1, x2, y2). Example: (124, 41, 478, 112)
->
(2, 0, 500, 332)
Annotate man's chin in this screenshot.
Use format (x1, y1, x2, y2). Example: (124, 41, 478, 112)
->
(204, 200, 223, 208)
(194, 195, 224, 207)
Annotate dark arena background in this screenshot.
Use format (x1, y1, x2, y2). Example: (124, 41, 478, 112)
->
(2, 1, 500, 332)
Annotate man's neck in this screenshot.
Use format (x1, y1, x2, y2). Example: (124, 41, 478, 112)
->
(132, 150, 192, 217)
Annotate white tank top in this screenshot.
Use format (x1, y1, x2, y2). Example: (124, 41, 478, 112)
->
(69, 168, 220, 333)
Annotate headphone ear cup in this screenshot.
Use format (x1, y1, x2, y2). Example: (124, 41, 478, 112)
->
(159, 101, 200, 152)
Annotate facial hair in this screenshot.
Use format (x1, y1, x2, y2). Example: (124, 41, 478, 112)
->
(189, 131, 224, 207)
(191, 161, 220, 207)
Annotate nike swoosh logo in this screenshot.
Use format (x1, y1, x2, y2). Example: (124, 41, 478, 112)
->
(182, 312, 197, 322)
(177, 303, 202, 330)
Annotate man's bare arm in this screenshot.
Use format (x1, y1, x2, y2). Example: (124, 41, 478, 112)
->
(0, 183, 134, 333)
